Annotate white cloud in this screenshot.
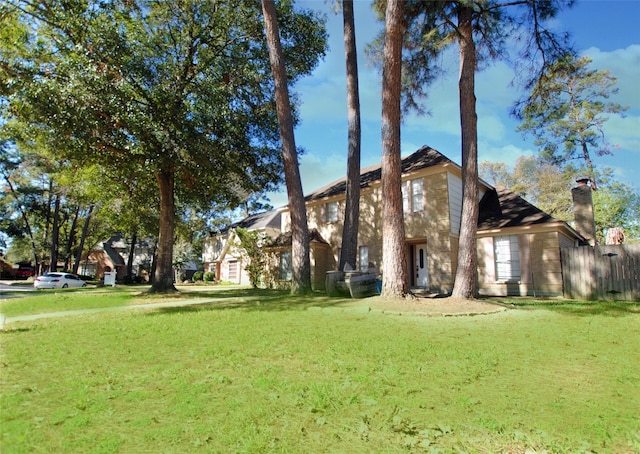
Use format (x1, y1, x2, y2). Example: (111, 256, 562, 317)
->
(603, 114, 640, 152)
(478, 143, 535, 167)
(582, 45, 640, 109)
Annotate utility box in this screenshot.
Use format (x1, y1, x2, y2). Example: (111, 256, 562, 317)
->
(104, 271, 116, 287)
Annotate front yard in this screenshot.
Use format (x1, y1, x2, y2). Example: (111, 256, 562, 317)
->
(1, 290, 639, 452)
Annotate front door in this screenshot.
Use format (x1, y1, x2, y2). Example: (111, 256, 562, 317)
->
(415, 244, 429, 288)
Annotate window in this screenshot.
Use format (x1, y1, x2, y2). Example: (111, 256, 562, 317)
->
(279, 250, 292, 280)
(325, 201, 339, 223)
(402, 185, 410, 213)
(494, 236, 520, 281)
(402, 178, 424, 213)
(359, 246, 369, 272)
(411, 178, 424, 212)
(228, 260, 238, 281)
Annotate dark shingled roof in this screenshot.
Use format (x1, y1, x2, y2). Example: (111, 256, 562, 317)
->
(211, 210, 281, 236)
(305, 145, 453, 202)
(269, 228, 329, 247)
(478, 187, 557, 230)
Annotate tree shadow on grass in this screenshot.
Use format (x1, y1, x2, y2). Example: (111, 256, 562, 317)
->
(500, 299, 640, 317)
(145, 289, 359, 316)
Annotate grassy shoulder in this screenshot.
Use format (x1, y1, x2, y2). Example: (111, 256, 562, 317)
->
(1, 292, 639, 453)
(0, 285, 280, 318)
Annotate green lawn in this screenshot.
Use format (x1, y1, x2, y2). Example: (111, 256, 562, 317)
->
(1, 291, 639, 453)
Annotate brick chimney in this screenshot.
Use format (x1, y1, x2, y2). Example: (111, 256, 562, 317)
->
(571, 177, 597, 246)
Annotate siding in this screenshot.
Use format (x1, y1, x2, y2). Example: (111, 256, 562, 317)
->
(478, 231, 564, 297)
(448, 173, 462, 236)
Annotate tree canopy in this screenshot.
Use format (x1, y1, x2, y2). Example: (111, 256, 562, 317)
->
(1, 0, 327, 291)
(368, 0, 574, 299)
(514, 55, 628, 188)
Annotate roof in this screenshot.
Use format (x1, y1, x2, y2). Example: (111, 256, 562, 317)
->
(216, 209, 282, 234)
(478, 187, 560, 230)
(305, 145, 454, 202)
(269, 228, 329, 248)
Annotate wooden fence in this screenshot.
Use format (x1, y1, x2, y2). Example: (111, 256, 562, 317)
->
(560, 245, 640, 301)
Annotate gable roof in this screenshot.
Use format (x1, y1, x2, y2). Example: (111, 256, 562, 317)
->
(478, 187, 562, 230)
(211, 209, 282, 236)
(269, 228, 330, 248)
(305, 145, 454, 202)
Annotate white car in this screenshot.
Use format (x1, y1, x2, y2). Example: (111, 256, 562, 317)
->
(34, 273, 87, 290)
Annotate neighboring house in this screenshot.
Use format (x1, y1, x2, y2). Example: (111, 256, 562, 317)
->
(0, 256, 15, 279)
(207, 145, 584, 296)
(203, 210, 284, 285)
(79, 235, 154, 281)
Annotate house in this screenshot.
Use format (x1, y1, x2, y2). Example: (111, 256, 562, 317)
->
(205, 145, 584, 296)
(202, 209, 284, 285)
(78, 235, 154, 281)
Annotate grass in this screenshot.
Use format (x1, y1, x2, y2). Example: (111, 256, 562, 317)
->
(1, 291, 639, 453)
(0, 285, 269, 318)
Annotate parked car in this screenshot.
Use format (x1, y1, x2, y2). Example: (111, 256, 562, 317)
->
(16, 266, 35, 279)
(34, 272, 87, 289)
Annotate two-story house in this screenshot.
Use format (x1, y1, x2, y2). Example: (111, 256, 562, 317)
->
(206, 145, 583, 296)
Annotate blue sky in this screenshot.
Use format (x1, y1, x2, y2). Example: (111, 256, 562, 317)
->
(266, 0, 640, 208)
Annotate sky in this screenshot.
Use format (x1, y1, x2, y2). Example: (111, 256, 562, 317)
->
(265, 0, 640, 208)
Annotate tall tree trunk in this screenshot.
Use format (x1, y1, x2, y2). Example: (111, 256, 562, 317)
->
(126, 231, 137, 284)
(73, 204, 93, 274)
(380, 0, 408, 298)
(452, 5, 479, 299)
(42, 181, 54, 271)
(580, 139, 597, 190)
(1, 168, 40, 273)
(65, 205, 80, 270)
(339, 0, 361, 272)
(262, 0, 311, 295)
(150, 168, 177, 293)
(49, 194, 61, 273)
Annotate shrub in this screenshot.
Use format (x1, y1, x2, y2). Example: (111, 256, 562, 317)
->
(192, 271, 204, 282)
(203, 271, 215, 282)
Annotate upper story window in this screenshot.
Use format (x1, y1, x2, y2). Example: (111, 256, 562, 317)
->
(494, 235, 520, 281)
(402, 178, 424, 213)
(325, 201, 339, 223)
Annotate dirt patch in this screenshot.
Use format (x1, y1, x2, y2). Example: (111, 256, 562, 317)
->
(344, 295, 507, 316)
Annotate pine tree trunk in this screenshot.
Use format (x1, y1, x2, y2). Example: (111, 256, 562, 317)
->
(1, 167, 40, 274)
(73, 204, 93, 275)
(65, 206, 80, 270)
(262, 0, 311, 295)
(49, 194, 60, 273)
(339, 0, 361, 272)
(126, 232, 137, 284)
(380, 0, 408, 298)
(150, 169, 177, 293)
(452, 5, 479, 299)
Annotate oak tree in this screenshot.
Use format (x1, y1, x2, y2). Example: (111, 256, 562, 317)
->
(1, 0, 326, 292)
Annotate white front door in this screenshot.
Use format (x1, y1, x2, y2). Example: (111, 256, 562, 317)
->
(415, 244, 429, 287)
